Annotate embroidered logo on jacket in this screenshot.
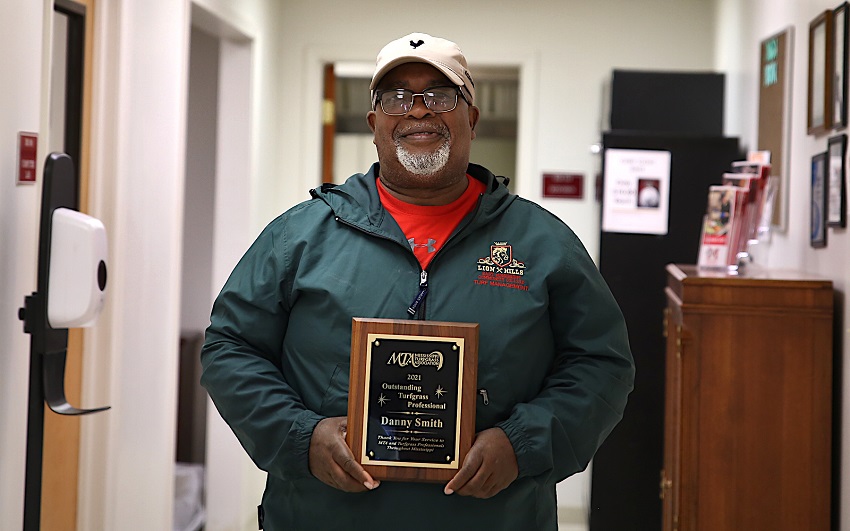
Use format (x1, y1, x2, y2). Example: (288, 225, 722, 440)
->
(475, 242, 528, 291)
(408, 237, 437, 254)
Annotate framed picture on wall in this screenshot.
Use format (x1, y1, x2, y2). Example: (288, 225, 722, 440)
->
(811, 152, 828, 247)
(827, 134, 847, 226)
(809, 10, 834, 135)
(834, 3, 849, 129)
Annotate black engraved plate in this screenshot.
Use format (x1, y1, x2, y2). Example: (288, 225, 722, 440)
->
(363, 335, 461, 466)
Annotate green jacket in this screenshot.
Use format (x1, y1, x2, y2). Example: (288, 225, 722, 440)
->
(201, 163, 634, 530)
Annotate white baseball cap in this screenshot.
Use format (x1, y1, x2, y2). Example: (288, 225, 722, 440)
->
(370, 33, 475, 105)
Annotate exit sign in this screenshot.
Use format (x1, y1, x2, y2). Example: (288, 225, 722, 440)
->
(542, 173, 583, 199)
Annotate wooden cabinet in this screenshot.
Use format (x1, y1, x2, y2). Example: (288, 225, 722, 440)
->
(661, 264, 833, 531)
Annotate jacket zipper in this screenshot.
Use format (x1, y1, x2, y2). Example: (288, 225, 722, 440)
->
(332, 191, 485, 320)
(330, 197, 491, 406)
(478, 389, 489, 405)
(407, 270, 428, 316)
(406, 193, 486, 320)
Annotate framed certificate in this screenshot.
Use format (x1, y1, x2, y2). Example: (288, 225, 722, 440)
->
(811, 152, 828, 248)
(827, 134, 847, 227)
(808, 10, 834, 135)
(346, 318, 478, 483)
(834, 3, 849, 129)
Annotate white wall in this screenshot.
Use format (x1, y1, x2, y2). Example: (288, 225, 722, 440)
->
(0, 2, 47, 529)
(76, 0, 191, 528)
(75, 1, 280, 529)
(716, 1, 849, 528)
(0, 0, 279, 530)
(190, 2, 275, 529)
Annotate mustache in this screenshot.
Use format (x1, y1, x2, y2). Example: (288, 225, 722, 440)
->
(393, 122, 450, 141)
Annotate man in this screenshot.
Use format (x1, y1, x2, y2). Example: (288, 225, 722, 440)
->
(201, 33, 634, 530)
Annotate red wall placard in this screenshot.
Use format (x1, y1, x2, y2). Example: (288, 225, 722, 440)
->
(542, 173, 583, 199)
(18, 132, 38, 184)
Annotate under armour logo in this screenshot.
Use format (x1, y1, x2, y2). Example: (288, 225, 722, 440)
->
(408, 237, 436, 253)
(410, 39, 425, 49)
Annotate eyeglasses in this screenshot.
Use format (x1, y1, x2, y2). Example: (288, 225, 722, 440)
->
(374, 86, 467, 116)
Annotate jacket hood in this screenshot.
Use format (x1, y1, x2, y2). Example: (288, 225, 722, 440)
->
(310, 163, 517, 235)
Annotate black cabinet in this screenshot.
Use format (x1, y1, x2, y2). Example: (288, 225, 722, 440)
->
(590, 131, 740, 530)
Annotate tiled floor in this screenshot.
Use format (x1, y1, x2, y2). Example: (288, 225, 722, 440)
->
(558, 506, 588, 531)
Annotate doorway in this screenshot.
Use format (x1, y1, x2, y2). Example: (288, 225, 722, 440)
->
(179, 4, 261, 530)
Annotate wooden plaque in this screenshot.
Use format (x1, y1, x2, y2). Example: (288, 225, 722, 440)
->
(346, 318, 478, 483)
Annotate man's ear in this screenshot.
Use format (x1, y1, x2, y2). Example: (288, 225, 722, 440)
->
(468, 105, 480, 140)
(367, 111, 377, 134)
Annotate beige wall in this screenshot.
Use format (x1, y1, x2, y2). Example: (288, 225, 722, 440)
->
(716, 0, 850, 526)
(0, 1, 46, 529)
(0, 0, 280, 529)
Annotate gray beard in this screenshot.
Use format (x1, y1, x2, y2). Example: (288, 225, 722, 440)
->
(395, 140, 451, 176)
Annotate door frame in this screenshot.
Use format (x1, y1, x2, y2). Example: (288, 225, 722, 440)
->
(187, 3, 265, 529)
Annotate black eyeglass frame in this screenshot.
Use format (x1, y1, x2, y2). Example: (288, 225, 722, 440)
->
(372, 85, 472, 115)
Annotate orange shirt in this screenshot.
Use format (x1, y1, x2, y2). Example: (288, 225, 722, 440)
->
(378, 176, 486, 269)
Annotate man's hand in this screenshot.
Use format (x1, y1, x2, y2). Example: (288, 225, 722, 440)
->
(308, 416, 380, 492)
(444, 427, 518, 498)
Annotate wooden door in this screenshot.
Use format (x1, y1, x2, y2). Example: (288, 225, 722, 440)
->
(41, 1, 94, 529)
(320, 63, 335, 183)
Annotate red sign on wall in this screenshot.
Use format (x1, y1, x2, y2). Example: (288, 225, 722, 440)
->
(542, 173, 583, 199)
(18, 132, 38, 184)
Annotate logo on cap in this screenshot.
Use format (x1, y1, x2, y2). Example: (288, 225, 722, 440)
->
(410, 39, 425, 49)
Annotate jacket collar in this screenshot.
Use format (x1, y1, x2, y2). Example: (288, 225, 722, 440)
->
(311, 162, 515, 235)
